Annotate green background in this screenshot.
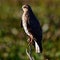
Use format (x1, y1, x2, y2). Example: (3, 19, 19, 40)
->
(0, 0, 60, 60)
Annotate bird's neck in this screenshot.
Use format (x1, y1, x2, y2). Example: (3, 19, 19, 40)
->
(24, 11, 29, 14)
(23, 11, 29, 17)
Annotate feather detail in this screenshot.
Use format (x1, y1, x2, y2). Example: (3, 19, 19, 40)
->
(35, 41, 40, 53)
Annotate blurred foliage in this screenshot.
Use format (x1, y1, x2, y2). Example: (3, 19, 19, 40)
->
(0, 0, 60, 60)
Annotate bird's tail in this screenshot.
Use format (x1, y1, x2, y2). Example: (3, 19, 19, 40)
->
(35, 41, 40, 53)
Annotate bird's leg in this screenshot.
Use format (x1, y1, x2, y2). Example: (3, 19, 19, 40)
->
(27, 37, 30, 43)
(27, 35, 33, 44)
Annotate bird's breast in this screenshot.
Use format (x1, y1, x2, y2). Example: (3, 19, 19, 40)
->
(22, 13, 27, 28)
(22, 13, 30, 36)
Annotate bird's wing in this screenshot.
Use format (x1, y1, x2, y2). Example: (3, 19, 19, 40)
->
(27, 17, 41, 34)
(27, 18, 42, 53)
(27, 15, 42, 42)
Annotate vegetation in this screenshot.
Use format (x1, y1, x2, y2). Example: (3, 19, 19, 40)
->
(0, 0, 60, 60)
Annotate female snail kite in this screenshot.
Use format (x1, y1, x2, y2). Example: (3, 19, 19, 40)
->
(21, 4, 42, 53)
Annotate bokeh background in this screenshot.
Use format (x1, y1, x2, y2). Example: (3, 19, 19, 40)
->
(0, 0, 60, 60)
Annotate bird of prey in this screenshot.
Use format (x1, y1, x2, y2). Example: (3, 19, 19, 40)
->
(21, 4, 42, 53)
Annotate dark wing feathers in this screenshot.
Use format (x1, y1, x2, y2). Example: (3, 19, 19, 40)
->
(27, 13, 42, 40)
(27, 14, 42, 53)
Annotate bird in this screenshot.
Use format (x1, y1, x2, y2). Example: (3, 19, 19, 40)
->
(21, 4, 42, 53)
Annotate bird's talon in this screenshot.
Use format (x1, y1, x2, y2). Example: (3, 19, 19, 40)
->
(27, 38, 33, 45)
(27, 38, 30, 42)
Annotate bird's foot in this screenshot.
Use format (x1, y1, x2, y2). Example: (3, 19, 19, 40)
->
(27, 38, 33, 45)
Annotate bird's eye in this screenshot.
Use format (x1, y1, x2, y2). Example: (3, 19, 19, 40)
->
(24, 6, 28, 8)
(24, 7, 26, 8)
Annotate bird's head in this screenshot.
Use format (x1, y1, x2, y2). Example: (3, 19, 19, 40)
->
(22, 4, 31, 12)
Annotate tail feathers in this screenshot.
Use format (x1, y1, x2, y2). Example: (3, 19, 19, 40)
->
(35, 41, 40, 53)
